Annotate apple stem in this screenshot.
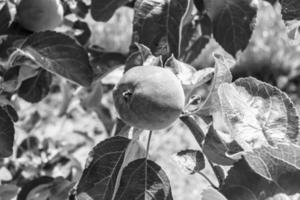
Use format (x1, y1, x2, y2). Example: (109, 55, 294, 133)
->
(122, 90, 132, 102)
(146, 130, 152, 159)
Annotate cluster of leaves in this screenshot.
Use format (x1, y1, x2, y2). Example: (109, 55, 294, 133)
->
(1, 0, 300, 199)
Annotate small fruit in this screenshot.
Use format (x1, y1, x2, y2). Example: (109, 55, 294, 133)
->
(113, 66, 185, 130)
(16, 0, 64, 32)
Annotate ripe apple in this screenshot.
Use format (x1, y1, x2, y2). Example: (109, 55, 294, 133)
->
(113, 66, 185, 130)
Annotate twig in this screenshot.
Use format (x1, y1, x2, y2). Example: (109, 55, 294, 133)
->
(146, 130, 152, 159)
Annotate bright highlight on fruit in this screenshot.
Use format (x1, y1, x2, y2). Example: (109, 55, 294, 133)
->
(16, 0, 64, 32)
(113, 66, 185, 130)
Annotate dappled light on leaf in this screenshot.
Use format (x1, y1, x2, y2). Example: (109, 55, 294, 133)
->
(218, 77, 300, 151)
(245, 143, 300, 182)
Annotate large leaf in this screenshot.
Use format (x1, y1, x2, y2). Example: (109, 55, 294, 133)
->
(17, 31, 93, 87)
(218, 77, 300, 151)
(245, 143, 300, 182)
(132, 0, 189, 59)
(0, 107, 14, 158)
(76, 136, 131, 200)
(204, 0, 257, 56)
(17, 69, 52, 103)
(114, 159, 173, 200)
(281, 0, 300, 21)
(91, 0, 129, 22)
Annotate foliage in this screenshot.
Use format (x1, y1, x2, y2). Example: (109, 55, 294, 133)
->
(1, 0, 300, 200)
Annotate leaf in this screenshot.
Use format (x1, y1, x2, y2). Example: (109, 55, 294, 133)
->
(203, 125, 235, 165)
(201, 188, 228, 200)
(76, 136, 131, 200)
(0, 107, 14, 158)
(180, 14, 212, 64)
(165, 55, 214, 100)
(1, 65, 39, 93)
(132, 0, 189, 59)
(180, 115, 205, 146)
(114, 159, 173, 200)
(125, 43, 162, 71)
(178, 0, 196, 57)
(18, 69, 52, 103)
(17, 176, 54, 200)
(198, 53, 233, 115)
(72, 20, 92, 46)
(164, 55, 196, 95)
(49, 177, 76, 200)
(221, 159, 279, 200)
(221, 185, 258, 200)
(221, 158, 300, 200)
(281, 0, 300, 21)
(3, 104, 18, 122)
(212, 165, 226, 185)
(0, 3, 11, 35)
(218, 77, 300, 151)
(18, 31, 93, 87)
(91, 0, 129, 22)
(172, 149, 205, 174)
(0, 184, 19, 200)
(111, 139, 146, 199)
(244, 143, 300, 182)
(207, 0, 257, 56)
(0, 35, 25, 61)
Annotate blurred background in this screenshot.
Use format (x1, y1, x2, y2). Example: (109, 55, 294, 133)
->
(3, 1, 300, 200)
